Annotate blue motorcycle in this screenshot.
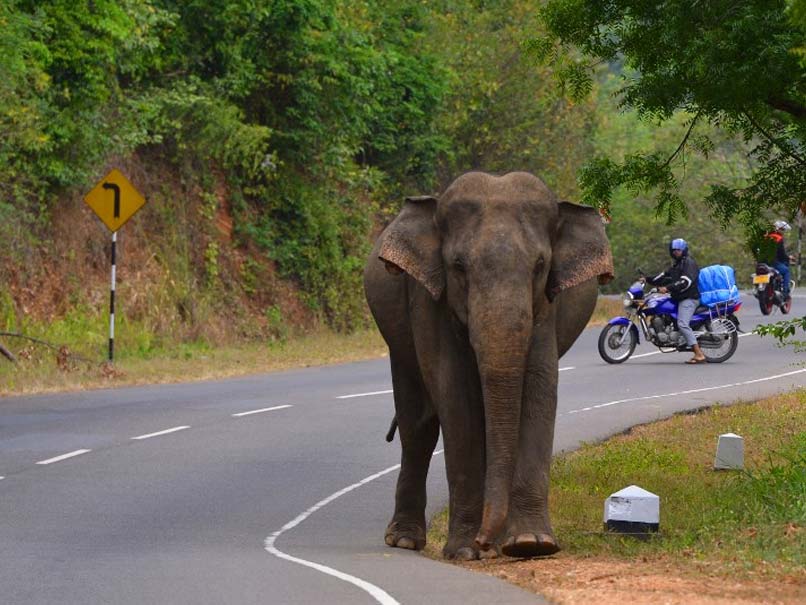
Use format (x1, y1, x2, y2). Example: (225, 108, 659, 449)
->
(598, 281, 741, 364)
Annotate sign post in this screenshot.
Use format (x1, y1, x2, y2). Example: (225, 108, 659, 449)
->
(84, 169, 146, 362)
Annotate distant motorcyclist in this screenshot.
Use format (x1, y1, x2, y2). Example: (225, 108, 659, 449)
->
(763, 220, 795, 300)
(643, 238, 705, 364)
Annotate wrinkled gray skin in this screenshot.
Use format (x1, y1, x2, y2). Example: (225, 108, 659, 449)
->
(363, 172, 613, 560)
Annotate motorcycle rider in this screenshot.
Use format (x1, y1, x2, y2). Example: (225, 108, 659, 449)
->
(643, 238, 705, 364)
(764, 220, 795, 301)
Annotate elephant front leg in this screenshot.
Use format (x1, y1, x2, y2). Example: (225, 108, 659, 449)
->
(502, 334, 561, 558)
(438, 368, 487, 560)
(386, 356, 440, 551)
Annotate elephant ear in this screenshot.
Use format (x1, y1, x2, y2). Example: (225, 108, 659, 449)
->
(547, 201, 614, 301)
(378, 195, 445, 300)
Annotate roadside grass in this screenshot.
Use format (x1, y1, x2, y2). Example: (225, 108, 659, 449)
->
(427, 390, 806, 579)
(1, 294, 620, 397)
(589, 296, 624, 326)
(0, 314, 387, 396)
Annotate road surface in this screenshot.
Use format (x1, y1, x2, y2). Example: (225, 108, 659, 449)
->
(1, 291, 803, 604)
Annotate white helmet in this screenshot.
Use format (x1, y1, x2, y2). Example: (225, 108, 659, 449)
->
(773, 220, 791, 232)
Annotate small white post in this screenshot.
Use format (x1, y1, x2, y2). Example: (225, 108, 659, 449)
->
(604, 485, 660, 536)
(714, 433, 744, 470)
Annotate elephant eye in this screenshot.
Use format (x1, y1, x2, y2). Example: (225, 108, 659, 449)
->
(452, 257, 466, 272)
(534, 257, 546, 274)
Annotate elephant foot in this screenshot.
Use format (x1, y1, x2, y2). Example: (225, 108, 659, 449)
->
(501, 532, 560, 558)
(445, 546, 478, 561)
(479, 546, 499, 560)
(385, 520, 426, 551)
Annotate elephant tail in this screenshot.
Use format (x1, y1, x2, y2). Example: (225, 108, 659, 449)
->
(385, 415, 398, 442)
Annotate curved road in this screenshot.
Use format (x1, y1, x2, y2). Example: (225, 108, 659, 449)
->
(1, 292, 804, 604)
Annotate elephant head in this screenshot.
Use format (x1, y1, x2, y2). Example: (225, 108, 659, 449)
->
(377, 171, 612, 549)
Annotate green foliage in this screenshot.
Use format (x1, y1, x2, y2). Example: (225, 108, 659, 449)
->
(424, 0, 597, 196)
(537, 0, 806, 237)
(756, 316, 806, 352)
(0, 0, 603, 334)
(264, 305, 288, 342)
(591, 76, 754, 291)
(1, 1, 456, 331)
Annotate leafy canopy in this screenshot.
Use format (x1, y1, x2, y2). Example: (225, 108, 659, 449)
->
(535, 0, 806, 234)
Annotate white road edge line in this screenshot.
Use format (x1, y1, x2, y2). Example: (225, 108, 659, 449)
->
(337, 367, 579, 400)
(131, 426, 190, 440)
(564, 368, 806, 415)
(232, 404, 292, 417)
(338, 368, 576, 399)
(264, 449, 445, 605)
(36, 449, 92, 465)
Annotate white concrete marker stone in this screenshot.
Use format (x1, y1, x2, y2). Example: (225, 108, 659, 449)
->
(714, 432, 744, 470)
(603, 485, 660, 535)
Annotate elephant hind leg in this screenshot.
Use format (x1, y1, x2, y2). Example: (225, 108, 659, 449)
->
(386, 353, 439, 551)
(385, 412, 439, 550)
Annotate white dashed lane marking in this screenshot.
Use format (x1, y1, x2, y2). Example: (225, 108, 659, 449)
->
(131, 426, 190, 440)
(36, 449, 92, 465)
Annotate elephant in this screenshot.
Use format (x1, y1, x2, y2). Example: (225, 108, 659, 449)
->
(363, 171, 613, 560)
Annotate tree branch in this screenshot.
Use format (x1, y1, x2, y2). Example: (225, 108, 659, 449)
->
(662, 111, 701, 168)
(767, 97, 806, 120)
(742, 111, 806, 166)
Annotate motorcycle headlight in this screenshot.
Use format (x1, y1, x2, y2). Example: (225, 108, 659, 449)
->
(623, 296, 633, 307)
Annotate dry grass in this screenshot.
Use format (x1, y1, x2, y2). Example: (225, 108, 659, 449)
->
(589, 296, 625, 326)
(0, 328, 387, 397)
(0, 295, 621, 398)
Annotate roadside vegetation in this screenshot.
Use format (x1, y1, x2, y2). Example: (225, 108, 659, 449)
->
(0, 296, 625, 397)
(0, 322, 386, 396)
(3, 0, 792, 369)
(427, 390, 806, 604)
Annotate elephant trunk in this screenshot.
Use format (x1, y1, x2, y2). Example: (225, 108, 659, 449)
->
(470, 301, 532, 550)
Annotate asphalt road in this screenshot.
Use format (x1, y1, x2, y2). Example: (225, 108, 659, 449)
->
(1, 290, 803, 605)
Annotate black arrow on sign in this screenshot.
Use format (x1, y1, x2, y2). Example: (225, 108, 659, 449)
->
(102, 182, 121, 218)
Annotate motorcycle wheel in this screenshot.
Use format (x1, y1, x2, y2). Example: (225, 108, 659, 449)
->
(598, 324, 637, 364)
(700, 328, 738, 363)
(781, 295, 792, 314)
(758, 285, 774, 315)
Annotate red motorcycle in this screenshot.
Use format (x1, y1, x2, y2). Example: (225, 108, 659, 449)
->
(752, 262, 793, 315)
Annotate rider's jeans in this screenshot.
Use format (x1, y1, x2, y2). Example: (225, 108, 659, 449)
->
(677, 298, 698, 347)
(773, 261, 791, 297)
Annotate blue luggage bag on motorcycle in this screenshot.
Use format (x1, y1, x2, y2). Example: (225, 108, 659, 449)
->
(598, 265, 741, 364)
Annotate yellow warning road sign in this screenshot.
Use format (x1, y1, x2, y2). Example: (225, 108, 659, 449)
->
(84, 169, 146, 232)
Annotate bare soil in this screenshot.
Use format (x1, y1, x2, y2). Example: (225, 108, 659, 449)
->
(459, 553, 806, 605)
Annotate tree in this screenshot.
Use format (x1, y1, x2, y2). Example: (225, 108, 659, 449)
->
(425, 0, 597, 197)
(534, 0, 806, 234)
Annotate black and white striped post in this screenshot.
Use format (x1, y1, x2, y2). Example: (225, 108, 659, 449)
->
(84, 169, 146, 365)
(108, 231, 117, 362)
